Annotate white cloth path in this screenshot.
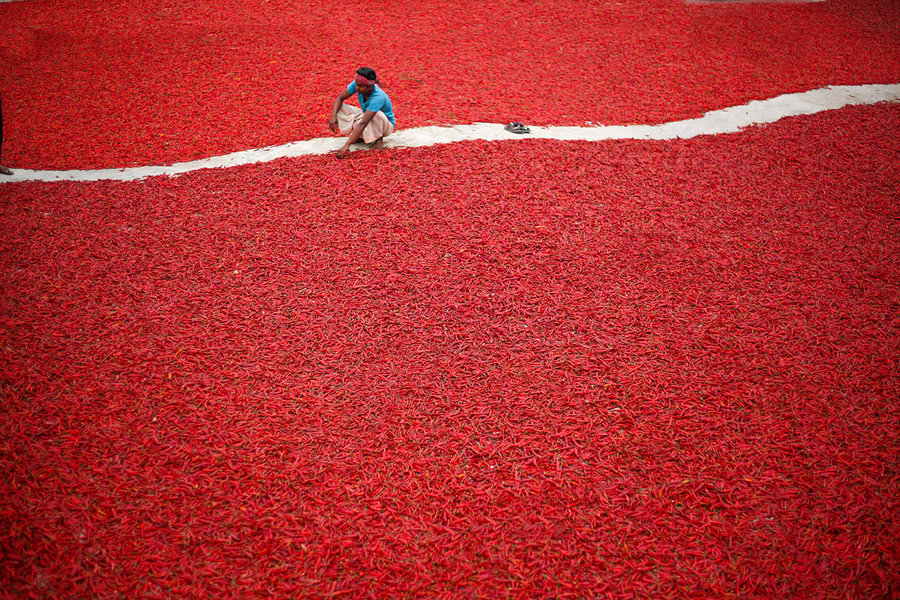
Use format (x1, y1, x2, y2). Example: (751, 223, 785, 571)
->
(3, 84, 898, 183)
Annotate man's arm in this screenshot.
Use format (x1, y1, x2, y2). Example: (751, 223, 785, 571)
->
(328, 90, 353, 132)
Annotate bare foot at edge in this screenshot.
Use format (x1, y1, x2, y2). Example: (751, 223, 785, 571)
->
(0, 166, 12, 176)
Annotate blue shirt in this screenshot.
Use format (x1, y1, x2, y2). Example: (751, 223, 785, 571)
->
(347, 81, 395, 126)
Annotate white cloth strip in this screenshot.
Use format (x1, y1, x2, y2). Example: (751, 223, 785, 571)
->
(2, 84, 898, 183)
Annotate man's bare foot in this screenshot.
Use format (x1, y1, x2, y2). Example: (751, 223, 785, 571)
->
(0, 166, 12, 176)
(372, 138, 385, 150)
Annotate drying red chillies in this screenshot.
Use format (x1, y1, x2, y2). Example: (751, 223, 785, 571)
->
(1, 0, 900, 597)
(2, 105, 899, 597)
(0, 0, 899, 169)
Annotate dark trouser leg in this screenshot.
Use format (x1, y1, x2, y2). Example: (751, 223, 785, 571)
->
(0, 93, 11, 173)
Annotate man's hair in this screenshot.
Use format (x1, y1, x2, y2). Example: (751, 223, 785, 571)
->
(357, 67, 378, 83)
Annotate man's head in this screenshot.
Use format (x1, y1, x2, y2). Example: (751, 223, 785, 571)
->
(355, 67, 377, 92)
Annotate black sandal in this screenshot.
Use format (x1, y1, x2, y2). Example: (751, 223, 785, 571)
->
(504, 122, 531, 134)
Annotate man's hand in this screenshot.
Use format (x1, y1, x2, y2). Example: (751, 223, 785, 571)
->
(328, 116, 338, 133)
(335, 145, 350, 159)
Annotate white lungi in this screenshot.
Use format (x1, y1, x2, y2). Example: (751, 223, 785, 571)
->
(337, 104, 395, 144)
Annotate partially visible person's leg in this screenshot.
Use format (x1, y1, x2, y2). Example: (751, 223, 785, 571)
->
(338, 105, 394, 142)
(0, 92, 10, 175)
(337, 104, 363, 136)
(0, 96, 12, 175)
(336, 105, 394, 153)
(360, 112, 394, 145)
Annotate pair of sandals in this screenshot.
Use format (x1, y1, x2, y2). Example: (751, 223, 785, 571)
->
(504, 122, 530, 134)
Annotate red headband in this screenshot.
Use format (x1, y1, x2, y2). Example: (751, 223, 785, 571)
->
(355, 74, 375, 87)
